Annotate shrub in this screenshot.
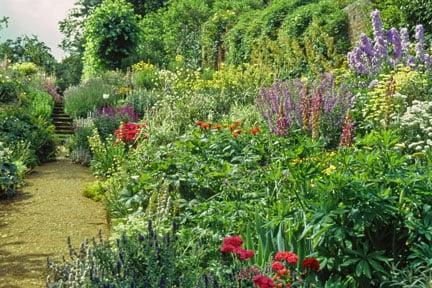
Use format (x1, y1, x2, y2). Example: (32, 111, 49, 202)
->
(82, 0, 139, 77)
(257, 74, 354, 148)
(11, 62, 38, 76)
(46, 222, 235, 287)
(23, 87, 54, 120)
(0, 78, 21, 104)
(89, 129, 126, 178)
(0, 108, 56, 164)
(0, 142, 21, 199)
(67, 118, 95, 165)
(64, 77, 123, 118)
(131, 61, 160, 90)
(82, 181, 105, 202)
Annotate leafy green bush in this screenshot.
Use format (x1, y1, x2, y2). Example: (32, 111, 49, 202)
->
(88, 130, 126, 178)
(0, 142, 21, 199)
(0, 78, 21, 104)
(67, 118, 95, 166)
(23, 87, 54, 120)
(82, 0, 139, 77)
(64, 76, 123, 118)
(82, 181, 105, 202)
(0, 108, 56, 164)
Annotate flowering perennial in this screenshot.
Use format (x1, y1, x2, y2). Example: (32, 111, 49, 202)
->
(195, 120, 261, 138)
(257, 74, 353, 144)
(114, 122, 146, 143)
(348, 10, 432, 75)
(220, 236, 254, 261)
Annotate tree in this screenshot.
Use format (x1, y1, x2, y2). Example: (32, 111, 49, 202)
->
(0, 35, 57, 73)
(82, 0, 139, 77)
(55, 54, 83, 92)
(59, 0, 166, 54)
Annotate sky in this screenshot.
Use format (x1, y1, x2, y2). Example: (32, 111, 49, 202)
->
(0, 0, 76, 60)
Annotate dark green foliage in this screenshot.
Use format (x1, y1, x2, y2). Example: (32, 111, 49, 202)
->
(400, 0, 432, 33)
(0, 162, 20, 199)
(0, 35, 57, 74)
(0, 108, 56, 164)
(55, 55, 83, 92)
(83, 0, 140, 76)
(0, 79, 21, 104)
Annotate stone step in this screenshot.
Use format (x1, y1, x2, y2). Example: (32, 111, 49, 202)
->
(55, 129, 74, 134)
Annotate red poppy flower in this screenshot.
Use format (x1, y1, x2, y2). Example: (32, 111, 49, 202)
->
(302, 258, 320, 271)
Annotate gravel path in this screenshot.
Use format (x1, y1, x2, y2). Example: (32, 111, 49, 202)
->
(0, 159, 108, 287)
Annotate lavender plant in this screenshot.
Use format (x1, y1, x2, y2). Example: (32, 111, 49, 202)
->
(256, 73, 353, 147)
(46, 222, 236, 288)
(348, 10, 432, 76)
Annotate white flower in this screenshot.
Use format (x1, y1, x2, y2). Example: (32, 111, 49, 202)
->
(131, 175, 139, 181)
(102, 93, 110, 99)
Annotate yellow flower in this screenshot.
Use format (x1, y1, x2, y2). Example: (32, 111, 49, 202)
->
(175, 54, 184, 63)
(322, 164, 336, 175)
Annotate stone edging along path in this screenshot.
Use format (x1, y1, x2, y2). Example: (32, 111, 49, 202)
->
(0, 159, 108, 288)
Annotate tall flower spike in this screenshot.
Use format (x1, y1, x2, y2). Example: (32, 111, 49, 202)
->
(388, 28, 402, 63)
(400, 28, 410, 57)
(340, 114, 355, 147)
(371, 10, 387, 60)
(415, 25, 426, 62)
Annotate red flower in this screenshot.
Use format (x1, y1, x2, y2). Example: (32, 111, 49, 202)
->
(274, 252, 286, 261)
(229, 121, 241, 131)
(222, 236, 243, 247)
(114, 122, 145, 143)
(271, 261, 285, 272)
(213, 123, 222, 130)
(232, 129, 242, 138)
(302, 258, 320, 271)
(253, 275, 275, 288)
(221, 236, 243, 254)
(285, 252, 298, 265)
(237, 248, 254, 261)
(195, 120, 211, 129)
(274, 251, 298, 265)
(277, 268, 289, 276)
(286, 283, 292, 288)
(221, 244, 237, 254)
(201, 122, 211, 129)
(250, 126, 261, 136)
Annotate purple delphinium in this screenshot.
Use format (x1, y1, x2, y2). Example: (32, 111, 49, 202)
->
(348, 47, 369, 75)
(371, 10, 387, 60)
(400, 28, 410, 57)
(359, 33, 375, 57)
(348, 9, 432, 75)
(415, 25, 426, 61)
(387, 28, 402, 64)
